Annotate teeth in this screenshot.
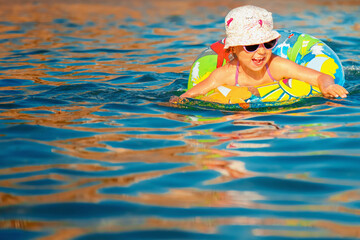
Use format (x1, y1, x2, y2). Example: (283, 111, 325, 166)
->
(252, 58, 264, 65)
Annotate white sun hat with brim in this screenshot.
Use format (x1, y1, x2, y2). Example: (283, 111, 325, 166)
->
(224, 5, 281, 49)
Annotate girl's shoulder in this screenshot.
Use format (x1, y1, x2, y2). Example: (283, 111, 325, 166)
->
(268, 54, 299, 73)
(269, 54, 297, 67)
(210, 61, 237, 84)
(215, 61, 237, 76)
(269, 54, 286, 64)
(268, 54, 317, 80)
(267, 54, 295, 80)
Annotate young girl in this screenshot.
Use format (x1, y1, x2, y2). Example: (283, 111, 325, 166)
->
(179, 5, 348, 100)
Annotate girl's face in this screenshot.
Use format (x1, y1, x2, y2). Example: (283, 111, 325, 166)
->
(234, 44, 272, 71)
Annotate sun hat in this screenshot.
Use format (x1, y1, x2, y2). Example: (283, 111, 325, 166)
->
(224, 5, 281, 49)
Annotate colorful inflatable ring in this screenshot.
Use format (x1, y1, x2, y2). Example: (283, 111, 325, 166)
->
(187, 30, 345, 109)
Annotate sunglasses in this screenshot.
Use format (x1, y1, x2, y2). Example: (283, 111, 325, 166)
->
(243, 38, 278, 53)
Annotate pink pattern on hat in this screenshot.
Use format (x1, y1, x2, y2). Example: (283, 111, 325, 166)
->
(259, 19, 263, 27)
(226, 18, 233, 27)
(224, 5, 280, 49)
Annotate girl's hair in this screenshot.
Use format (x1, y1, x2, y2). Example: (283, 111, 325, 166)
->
(225, 46, 234, 53)
(226, 46, 238, 60)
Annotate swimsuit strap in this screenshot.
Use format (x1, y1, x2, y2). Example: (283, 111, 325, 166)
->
(235, 60, 240, 86)
(265, 63, 276, 82)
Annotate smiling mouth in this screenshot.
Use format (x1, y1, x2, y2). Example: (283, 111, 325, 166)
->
(252, 57, 265, 66)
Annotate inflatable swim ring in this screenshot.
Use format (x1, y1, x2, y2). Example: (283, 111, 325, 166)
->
(186, 30, 345, 109)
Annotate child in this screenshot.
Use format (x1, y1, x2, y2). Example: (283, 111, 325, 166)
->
(178, 5, 348, 100)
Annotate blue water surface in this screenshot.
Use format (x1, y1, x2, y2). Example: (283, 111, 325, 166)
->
(0, 1, 360, 239)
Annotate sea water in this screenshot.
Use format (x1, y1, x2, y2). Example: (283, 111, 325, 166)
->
(0, 0, 360, 239)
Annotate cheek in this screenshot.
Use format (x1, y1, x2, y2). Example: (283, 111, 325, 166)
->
(265, 49, 273, 55)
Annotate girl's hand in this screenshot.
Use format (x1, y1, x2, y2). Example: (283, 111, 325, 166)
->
(317, 73, 348, 98)
(169, 95, 181, 103)
(170, 95, 187, 104)
(320, 83, 348, 98)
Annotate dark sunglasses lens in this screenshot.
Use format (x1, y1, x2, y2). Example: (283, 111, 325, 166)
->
(245, 44, 259, 52)
(264, 39, 277, 49)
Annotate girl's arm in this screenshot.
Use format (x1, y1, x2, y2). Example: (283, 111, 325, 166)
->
(180, 68, 226, 98)
(272, 56, 348, 98)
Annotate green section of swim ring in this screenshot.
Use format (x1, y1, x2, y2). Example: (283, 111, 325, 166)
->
(188, 54, 226, 89)
(287, 34, 321, 62)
